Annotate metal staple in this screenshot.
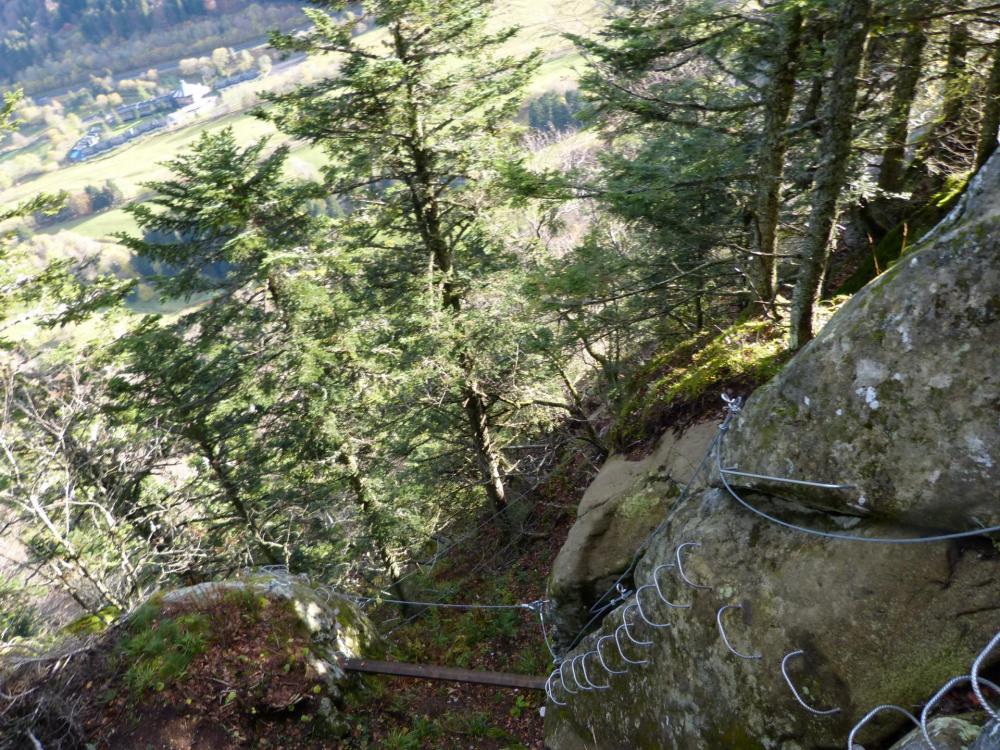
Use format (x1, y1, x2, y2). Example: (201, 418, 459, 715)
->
(780, 650, 841, 716)
(847, 704, 920, 750)
(920, 675, 1000, 748)
(716, 604, 760, 660)
(973, 631, 1000, 723)
(675, 542, 712, 590)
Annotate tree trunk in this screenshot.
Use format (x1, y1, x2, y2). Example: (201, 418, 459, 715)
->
(753, 7, 803, 314)
(940, 22, 970, 131)
(393, 24, 510, 531)
(338, 448, 415, 616)
(917, 19, 971, 174)
(789, 0, 872, 350)
(877, 18, 927, 192)
(798, 20, 828, 138)
(197, 436, 281, 565)
(462, 382, 509, 517)
(975, 42, 1000, 171)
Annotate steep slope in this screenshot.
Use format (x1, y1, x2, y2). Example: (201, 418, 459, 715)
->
(543, 153, 1000, 749)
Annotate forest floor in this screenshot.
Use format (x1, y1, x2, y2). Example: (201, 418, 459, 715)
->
(78, 452, 587, 750)
(343, 471, 587, 749)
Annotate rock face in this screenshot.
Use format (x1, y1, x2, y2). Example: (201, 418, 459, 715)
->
(547, 420, 720, 648)
(723, 158, 1000, 530)
(889, 717, 982, 750)
(159, 572, 381, 698)
(543, 154, 1000, 750)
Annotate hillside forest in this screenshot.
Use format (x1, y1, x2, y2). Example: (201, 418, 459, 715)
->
(1, 0, 1000, 747)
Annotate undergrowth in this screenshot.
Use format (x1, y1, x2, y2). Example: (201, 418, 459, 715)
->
(836, 171, 970, 295)
(610, 318, 790, 453)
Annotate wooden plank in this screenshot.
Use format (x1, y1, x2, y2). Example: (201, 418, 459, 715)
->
(341, 657, 547, 691)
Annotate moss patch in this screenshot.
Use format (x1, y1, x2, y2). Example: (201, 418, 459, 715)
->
(611, 319, 789, 453)
(62, 605, 121, 637)
(836, 172, 970, 296)
(118, 604, 211, 695)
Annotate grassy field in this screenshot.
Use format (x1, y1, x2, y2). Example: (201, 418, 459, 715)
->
(2, 0, 605, 241)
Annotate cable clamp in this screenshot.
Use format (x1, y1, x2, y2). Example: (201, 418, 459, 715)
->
(721, 393, 743, 413)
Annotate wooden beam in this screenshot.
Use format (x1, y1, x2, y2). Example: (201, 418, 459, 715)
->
(341, 658, 547, 691)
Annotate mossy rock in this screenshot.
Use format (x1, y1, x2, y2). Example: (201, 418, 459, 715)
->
(610, 318, 789, 453)
(836, 171, 970, 297)
(724, 158, 1000, 530)
(78, 573, 383, 747)
(544, 154, 1000, 750)
(545, 489, 1000, 749)
(890, 716, 983, 750)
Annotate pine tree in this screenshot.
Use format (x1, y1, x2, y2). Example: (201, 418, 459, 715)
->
(260, 0, 542, 521)
(111, 129, 409, 579)
(788, 0, 872, 350)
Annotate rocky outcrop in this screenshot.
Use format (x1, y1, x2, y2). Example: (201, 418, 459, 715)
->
(889, 717, 982, 750)
(159, 572, 382, 698)
(0, 571, 381, 750)
(547, 420, 720, 648)
(722, 164, 1000, 528)
(543, 154, 1000, 749)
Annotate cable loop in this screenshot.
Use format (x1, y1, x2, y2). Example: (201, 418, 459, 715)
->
(780, 650, 841, 716)
(716, 414, 1000, 544)
(675, 542, 712, 590)
(921, 675, 1000, 748)
(715, 604, 760, 660)
(972, 631, 1000, 722)
(846, 704, 920, 750)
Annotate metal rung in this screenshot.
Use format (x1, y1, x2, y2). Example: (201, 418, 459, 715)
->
(341, 658, 547, 690)
(721, 467, 854, 490)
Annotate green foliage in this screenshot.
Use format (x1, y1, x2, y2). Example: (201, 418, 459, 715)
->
(4, 6, 995, 743)
(259, 0, 567, 534)
(381, 715, 442, 749)
(0, 578, 39, 641)
(509, 694, 531, 718)
(647, 320, 788, 404)
(527, 89, 583, 131)
(118, 604, 211, 695)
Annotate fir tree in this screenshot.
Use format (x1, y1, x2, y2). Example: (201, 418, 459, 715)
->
(260, 0, 543, 521)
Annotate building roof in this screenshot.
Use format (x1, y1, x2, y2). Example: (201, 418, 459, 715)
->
(173, 80, 212, 101)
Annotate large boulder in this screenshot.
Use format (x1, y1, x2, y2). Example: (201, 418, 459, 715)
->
(547, 420, 720, 647)
(544, 155, 1000, 750)
(723, 159, 1000, 529)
